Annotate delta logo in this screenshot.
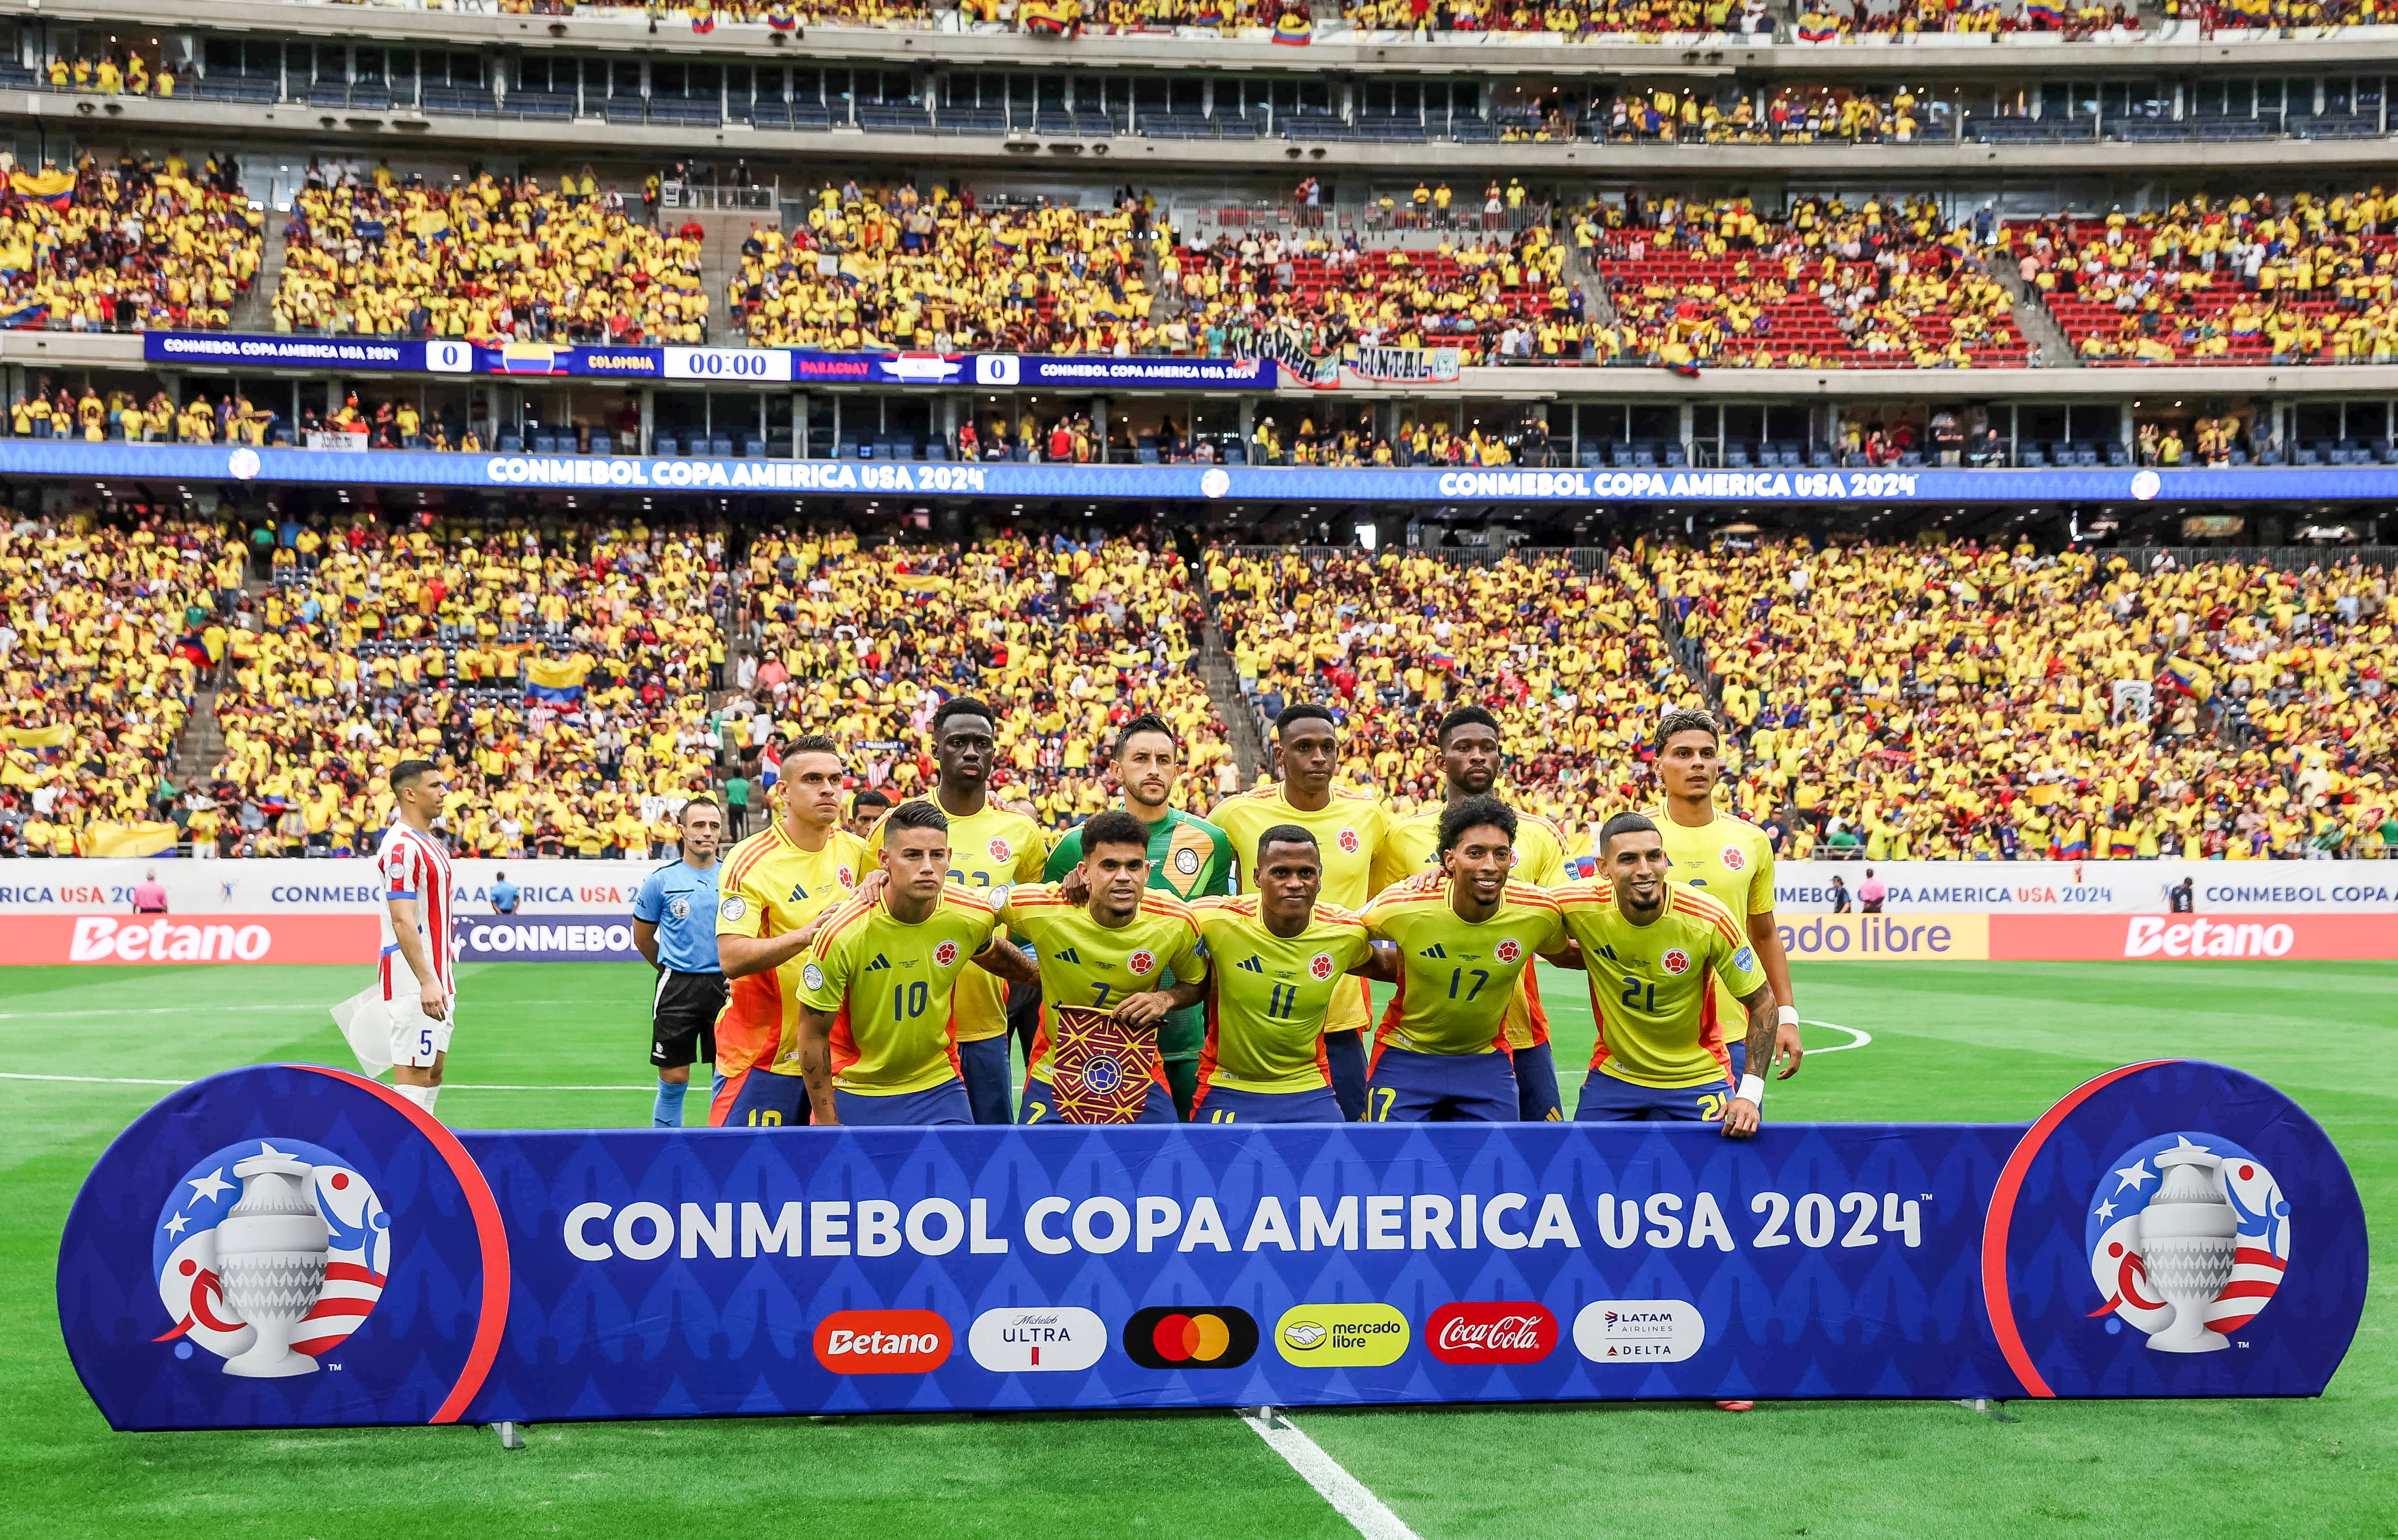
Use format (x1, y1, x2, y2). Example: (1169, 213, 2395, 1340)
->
(1427, 1301, 1558, 1365)
(1122, 1305, 1259, 1370)
(1127, 949, 1157, 977)
(812, 1309, 951, 1374)
(1494, 939, 1522, 965)
(1309, 952, 1335, 981)
(934, 940, 960, 967)
(1336, 829, 1360, 855)
(1661, 948, 1692, 975)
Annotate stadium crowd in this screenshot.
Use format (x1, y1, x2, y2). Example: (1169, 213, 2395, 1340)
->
(274, 164, 712, 343)
(2014, 192, 2398, 366)
(730, 529, 1237, 821)
(0, 516, 218, 857)
(0, 151, 259, 332)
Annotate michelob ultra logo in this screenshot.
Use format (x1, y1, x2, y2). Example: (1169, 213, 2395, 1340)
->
(1274, 1303, 1410, 1366)
(1122, 1305, 1259, 1370)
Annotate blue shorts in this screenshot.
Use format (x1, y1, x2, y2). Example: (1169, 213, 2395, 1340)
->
(1018, 1075, 1174, 1125)
(724, 1067, 811, 1128)
(1727, 1039, 1749, 1082)
(1365, 1044, 1516, 1123)
(1191, 1083, 1343, 1124)
(835, 1079, 973, 1127)
(1572, 1069, 1733, 1123)
(1512, 1042, 1562, 1122)
(1323, 1027, 1368, 1121)
(957, 1034, 1016, 1125)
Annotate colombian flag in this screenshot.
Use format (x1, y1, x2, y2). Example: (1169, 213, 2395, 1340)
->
(689, 5, 717, 31)
(9, 169, 74, 210)
(1020, 0, 1080, 33)
(1272, 6, 1313, 42)
(767, 1, 798, 26)
(2026, 0, 2063, 22)
(88, 821, 181, 859)
(1796, 8, 1837, 38)
(2, 722, 73, 749)
(2161, 656, 2215, 701)
(525, 656, 590, 706)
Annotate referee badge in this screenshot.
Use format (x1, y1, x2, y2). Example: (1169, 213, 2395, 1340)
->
(802, 963, 826, 992)
(668, 897, 690, 920)
(719, 895, 747, 923)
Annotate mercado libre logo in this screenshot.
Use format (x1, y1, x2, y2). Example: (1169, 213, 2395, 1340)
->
(2086, 1132, 2289, 1353)
(152, 1138, 390, 1377)
(1121, 1305, 1260, 1370)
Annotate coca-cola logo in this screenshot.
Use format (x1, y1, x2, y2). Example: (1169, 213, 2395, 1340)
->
(1425, 1301, 1559, 1365)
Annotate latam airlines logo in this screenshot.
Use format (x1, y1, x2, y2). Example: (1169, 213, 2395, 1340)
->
(153, 1138, 389, 1377)
(2087, 1133, 2289, 1353)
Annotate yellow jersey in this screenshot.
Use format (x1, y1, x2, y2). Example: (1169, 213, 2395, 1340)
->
(713, 820, 870, 1077)
(790, 886, 1000, 1095)
(1648, 808, 1777, 1047)
(866, 797, 1048, 1044)
(1207, 784, 1390, 1039)
(1190, 896, 1374, 1096)
(994, 884, 1208, 1109)
(1373, 803, 1571, 1050)
(1360, 879, 1566, 1057)
(1553, 881, 1767, 1089)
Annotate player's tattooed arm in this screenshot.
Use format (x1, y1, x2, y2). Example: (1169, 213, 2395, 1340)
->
(1115, 979, 1204, 1028)
(795, 1005, 839, 1125)
(1748, 909, 1803, 1081)
(972, 937, 1038, 985)
(1723, 982, 1777, 1139)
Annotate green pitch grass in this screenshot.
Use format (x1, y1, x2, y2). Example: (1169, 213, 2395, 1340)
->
(2, 960, 2392, 1539)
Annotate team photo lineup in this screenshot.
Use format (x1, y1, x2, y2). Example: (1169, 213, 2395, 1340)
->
(360, 697, 1802, 1140)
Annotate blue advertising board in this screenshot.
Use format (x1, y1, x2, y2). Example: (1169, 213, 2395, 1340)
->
(5, 438, 2396, 503)
(56, 1060, 2364, 1429)
(450, 915, 643, 963)
(140, 333, 1277, 391)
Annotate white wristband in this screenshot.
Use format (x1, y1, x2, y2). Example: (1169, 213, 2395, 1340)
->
(1737, 1074, 1766, 1107)
(1777, 1006, 1799, 1028)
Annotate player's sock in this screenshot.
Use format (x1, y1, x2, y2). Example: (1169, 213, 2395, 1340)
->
(391, 1083, 431, 1110)
(421, 1085, 440, 1115)
(654, 1078, 689, 1129)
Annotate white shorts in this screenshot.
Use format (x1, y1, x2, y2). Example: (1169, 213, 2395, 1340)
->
(388, 991, 457, 1068)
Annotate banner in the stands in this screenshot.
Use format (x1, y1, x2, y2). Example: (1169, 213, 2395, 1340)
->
(56, 1059, 2366, 1429)
(139, 334, 1278, 391)
(10, 439, 2398, 502)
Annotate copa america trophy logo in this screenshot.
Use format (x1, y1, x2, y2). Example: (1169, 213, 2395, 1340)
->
(2087, 1133, 2289, 1354)
(153, 1138, 391, 1378)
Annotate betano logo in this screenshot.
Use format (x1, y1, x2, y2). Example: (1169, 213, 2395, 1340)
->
(1274, 1303, 1409, 1366)
(812, 1309, 951, 1374)
(1122, 1305, 1259, 1370)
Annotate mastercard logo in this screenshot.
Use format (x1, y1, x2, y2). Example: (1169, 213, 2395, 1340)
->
(1121, 1304, 1259, 1370)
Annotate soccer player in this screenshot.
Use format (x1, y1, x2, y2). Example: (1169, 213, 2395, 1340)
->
(376, 758, 456, 1118)
(1001, 810, 1207, 1124)
(713, 735, 869, 1126)
(783, 802, 1009, 1126)
(1190, 825, 1384, 1123)
(1648, 709, 1803, 1087)
(865, 697, 1047, 1124)
(1044, 714, 1233, 1120)
(1555, 812, 1776, 1133)
(1373, 704, 1572, 1120)
(1209, 703, 1389, 1120)
(846, 787, 892, 840)
(632, 796, 725, 1129)
(1359, 796, 1572, 1122)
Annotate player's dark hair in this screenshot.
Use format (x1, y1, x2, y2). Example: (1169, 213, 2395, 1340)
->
(1653, 708, 1721, 753)
(1436, 704, 1501, 747)
(786, 733, 842, 761)
(389, 758, 436, 791)
(933, 696, 996, 739)
(1081, 808, 1151, 857)
(1438, 794, 1517, 854)
(852, 787, 893, 813)
(886, 800, 949, 840)
(1114, 713, 1178, 760)
(1274, 702, 1337, 738)
(1600, 810, 1661, 852)
(680, 795, 719, 819)
(1255, 824, 1320, 866)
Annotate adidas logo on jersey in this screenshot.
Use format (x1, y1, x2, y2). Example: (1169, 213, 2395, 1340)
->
(1053, 946, 1081, 963)
(789, 882, 809, 903)
(1237, 956, 1266, 974)
(1418, 943, 1448, 958)
(865, 954, 891, 972)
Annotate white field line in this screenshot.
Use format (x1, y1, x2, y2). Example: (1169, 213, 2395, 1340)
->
(0, 1071, 651, 1090)
(1239, 1406, 1422, 1540)
(1800, 1019, 1873, 1054)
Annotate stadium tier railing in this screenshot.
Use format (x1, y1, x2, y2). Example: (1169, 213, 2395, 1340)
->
(1222, 544, 1607, 572)
(2114, 545, 2398, 573)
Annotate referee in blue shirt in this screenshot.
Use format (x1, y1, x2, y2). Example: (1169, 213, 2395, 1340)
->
(631, 797, 727, 1129)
